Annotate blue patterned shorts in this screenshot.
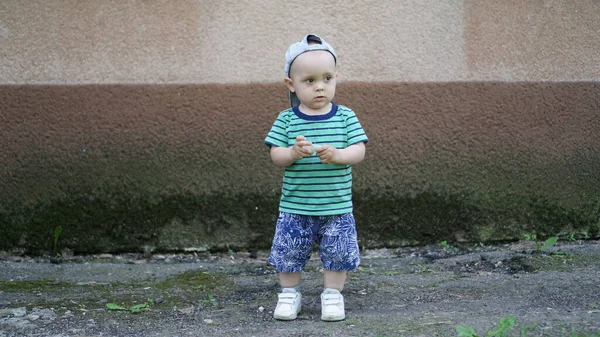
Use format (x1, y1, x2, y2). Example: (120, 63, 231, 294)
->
(268, 212, 360, 273)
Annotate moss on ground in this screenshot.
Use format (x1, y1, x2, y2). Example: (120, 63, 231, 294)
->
(0, 269, 235, 314)
(154, 269, 231, 291)
(0, 280, 75, 292)
(526, 251, 600, 273)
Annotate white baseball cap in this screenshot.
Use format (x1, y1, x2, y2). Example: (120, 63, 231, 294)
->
(284, 34, 337, 107)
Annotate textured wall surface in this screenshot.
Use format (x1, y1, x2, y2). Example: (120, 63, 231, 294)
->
(1, 0, 599, 253)
(1, 83, 598, 252)
(2, 0, 599, 84)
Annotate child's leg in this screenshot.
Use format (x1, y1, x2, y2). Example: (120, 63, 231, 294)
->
(321, 269, 348, 321)
(268, 213, 314, 320)
(279, 271, 302, 288)
(318, 213, 360, 321)
(273, 271, 303, 320)
(323, 269, 346, 291)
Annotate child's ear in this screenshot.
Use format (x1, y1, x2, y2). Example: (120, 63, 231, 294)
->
(284, 77, 295, 92)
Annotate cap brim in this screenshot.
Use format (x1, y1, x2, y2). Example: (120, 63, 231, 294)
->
(289, 92, 300, 108)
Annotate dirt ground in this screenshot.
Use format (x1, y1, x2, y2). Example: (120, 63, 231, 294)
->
(1, 240, 599, 337)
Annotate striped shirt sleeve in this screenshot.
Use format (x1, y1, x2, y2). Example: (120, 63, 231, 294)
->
(343, 108, 369, 146)
(265, 110, 290, 148)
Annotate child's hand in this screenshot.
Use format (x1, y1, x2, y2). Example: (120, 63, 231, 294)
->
(291, 135, 313, 160)
(316, 145, 339, 164)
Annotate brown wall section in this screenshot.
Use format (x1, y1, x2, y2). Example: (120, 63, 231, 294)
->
(1, 83, 599, 252)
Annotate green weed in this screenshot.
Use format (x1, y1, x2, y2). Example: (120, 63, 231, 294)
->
(455, 316, 599, 337)
(456, 316, 516, 337)
(441, 240, 460, 254)
(199, 293, 218, 306)
(523, 234, 559, 250)
(106, 298, 154, 313)
(359, 267, 377, 274)
(53, 226, 63, 255)
(415, 264, 431, 273)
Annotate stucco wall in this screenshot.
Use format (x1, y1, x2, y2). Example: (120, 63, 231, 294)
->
(1, 1, 599, 253)
(2, 0, 599, 84)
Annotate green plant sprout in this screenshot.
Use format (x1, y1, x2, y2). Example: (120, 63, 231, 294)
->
(199, 293, 218, 306)
(456, 325, 478, 337)
(106, 298, 154, 313)
(523, 234, 558, 250)
(53, 226, 63, 255)
(441, 240, 460, 254)
(360, 268, 377, 275)
(568, 232, 591, 241)
(541, 236, 559, 250)
(456, 316, 517, 337)
(415, 264, 431, 273)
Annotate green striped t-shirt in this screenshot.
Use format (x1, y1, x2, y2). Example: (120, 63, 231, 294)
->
(264, 103, 368, 216)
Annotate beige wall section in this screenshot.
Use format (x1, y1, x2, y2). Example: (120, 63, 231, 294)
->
(465, 0, 600, 81)
(2, 0, 598, 84)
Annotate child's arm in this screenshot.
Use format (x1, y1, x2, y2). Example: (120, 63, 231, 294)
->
(316, 142, 365, 165)
(270, 135, 313, 167)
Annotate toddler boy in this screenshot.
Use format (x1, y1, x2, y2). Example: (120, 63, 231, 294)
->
(264, 34, 368, 321)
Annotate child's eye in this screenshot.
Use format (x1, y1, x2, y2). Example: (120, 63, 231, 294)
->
(305, 79, 314, 83)
(324, 76, 332, 81)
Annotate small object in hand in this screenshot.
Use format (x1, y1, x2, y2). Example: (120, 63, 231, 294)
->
(311, 143, 322, 156)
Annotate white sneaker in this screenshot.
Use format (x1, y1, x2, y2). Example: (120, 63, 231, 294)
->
(273, 288, 302, 320)
(321, 289, 345, 321)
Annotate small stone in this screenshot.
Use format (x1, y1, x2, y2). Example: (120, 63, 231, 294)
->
(26, 314, 40, 321)
(0, 309, 15, 318)
(204, 319, 214, 324)
(5, 317, 34, 329)
(155, 297, 164, 304)
(258, 306, 264, 312)
(178, 306, 195, 315)
(12, 307, 27, 317)
(37, 308, 57, 321)
(61, 247, 74, 258)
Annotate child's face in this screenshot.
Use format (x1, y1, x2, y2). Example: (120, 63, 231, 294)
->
(286, 50, 337, 113)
